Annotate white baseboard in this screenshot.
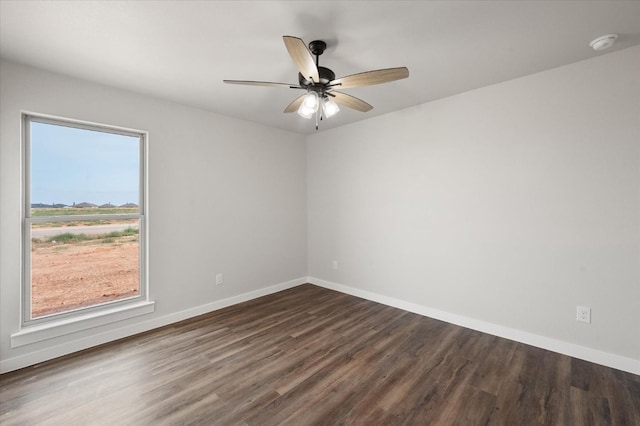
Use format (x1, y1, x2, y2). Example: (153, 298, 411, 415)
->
(4, 276, 638, 376)
(0, 277, 306, 374)
(308, 277, 640, 376)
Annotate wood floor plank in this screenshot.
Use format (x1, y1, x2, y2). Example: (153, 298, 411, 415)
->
(468, 335, 517, 395)
(488, 378, 528, 425)
(436, 384, 497, 425)
(1, 284, 638, 425)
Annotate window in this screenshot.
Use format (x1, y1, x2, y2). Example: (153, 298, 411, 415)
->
(22, 114, 147, 326)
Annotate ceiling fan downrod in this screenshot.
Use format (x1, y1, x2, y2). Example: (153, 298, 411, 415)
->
(308, 40, 327, 68)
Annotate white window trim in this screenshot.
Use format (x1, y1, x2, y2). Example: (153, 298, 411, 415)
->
(15, 112, 152, 345)
(11, 300, 155, 348)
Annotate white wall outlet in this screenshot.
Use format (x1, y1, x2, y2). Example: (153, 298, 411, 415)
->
(331, 260, 338, 270)
(577, 306, 591, 323)
(215, 273, 224, 285)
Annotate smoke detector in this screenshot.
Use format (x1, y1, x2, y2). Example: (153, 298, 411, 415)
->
(589, 34, 618, 51)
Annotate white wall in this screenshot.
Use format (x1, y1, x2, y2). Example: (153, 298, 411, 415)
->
(2, 46, 639, 375)
(0, 60, 307, 372)
(308, 46, 640, 371)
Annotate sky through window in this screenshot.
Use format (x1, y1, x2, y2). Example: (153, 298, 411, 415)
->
(30, 121, 140, 206)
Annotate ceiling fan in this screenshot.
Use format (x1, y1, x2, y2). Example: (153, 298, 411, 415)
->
(224, 36, 409, 130)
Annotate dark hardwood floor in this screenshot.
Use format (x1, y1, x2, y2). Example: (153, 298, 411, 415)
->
(1, 284, 639, 425)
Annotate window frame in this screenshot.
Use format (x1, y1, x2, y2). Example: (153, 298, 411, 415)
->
(21, 113, 149, 328)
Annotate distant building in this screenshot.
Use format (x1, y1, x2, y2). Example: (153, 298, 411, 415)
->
(99, 203, 116, 208)
(74, 202, 98, 208)
(120, 203, 138, 208)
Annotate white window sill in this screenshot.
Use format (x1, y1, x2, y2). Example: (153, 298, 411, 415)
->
(11, 300, 155, 348)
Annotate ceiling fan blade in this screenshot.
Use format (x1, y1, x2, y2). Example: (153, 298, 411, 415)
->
(329, 67, 409, 89)
(283, 94, 305, 113)
(331, 91, 373, 112)
(223, 80, 301, 89)
(283, 36, 320, 83)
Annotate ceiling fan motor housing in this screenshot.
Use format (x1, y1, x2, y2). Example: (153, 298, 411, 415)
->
(298, 67, 336, 89)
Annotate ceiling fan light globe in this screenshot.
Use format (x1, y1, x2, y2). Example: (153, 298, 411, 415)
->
(297, 92, 319, 118)
(302, 92, 319, 110)
(297, 104, 315, 119)
(322, 98, 340, 118)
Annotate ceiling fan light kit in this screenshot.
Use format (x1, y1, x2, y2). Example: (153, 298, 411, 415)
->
(224, 36, 409, 130)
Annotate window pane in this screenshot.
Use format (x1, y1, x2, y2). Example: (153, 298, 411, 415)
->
(30, 219, 140, 318)
(27, 118, 143, 321)
(30, 121, 140, 214)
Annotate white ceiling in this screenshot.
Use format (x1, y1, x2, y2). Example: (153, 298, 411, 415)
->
(2, 1, 640, 135)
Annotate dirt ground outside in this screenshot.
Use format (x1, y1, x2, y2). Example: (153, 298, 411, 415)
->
(31, 237, 139, 318)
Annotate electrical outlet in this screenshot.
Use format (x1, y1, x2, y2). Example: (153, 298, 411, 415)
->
(332, 260, 338, 270)
(576, 306, 591, 323)
(216, 273, 224, 285)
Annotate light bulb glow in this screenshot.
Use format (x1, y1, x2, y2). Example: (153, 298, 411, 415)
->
(302, 92, 319, 109)
(322, 98, 340, 118)
(297, 106, 314, 119)
(297, 92, 319, 119)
